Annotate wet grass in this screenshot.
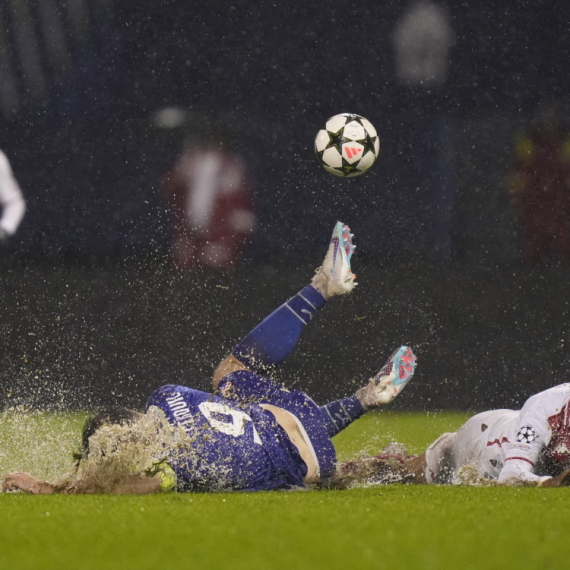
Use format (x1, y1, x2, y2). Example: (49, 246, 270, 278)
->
(2, 412, 570, 570)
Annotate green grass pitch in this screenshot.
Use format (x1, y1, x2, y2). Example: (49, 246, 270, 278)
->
(1, 410, 569, 570)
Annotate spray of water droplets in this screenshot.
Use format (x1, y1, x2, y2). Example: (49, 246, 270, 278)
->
(54, 406, 192, 493)
(0, 406, 83, 483)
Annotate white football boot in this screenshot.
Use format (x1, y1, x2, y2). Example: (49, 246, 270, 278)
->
(357, 346, 417, 409)
(312, 221, 356, 299)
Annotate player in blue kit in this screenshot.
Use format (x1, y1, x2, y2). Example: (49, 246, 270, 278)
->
(2, 222, 417, 494)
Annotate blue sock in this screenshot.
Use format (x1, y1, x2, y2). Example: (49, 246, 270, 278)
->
(319, 396, 365, 438)
(232, 285, 326, 374)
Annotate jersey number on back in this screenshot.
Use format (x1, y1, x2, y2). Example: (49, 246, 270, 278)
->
(198, 401, 262, 445)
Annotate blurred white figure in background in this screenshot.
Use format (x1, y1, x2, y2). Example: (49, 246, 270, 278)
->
(392, 0, 454, 89)
(0, 149, 25, 247)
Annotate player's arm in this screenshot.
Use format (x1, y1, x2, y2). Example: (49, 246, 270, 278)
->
(497, 459, 552, 486)
(498, 429, 550, 486)
(212, 354, 251, 389)
(67, 473, 164, 495)
(2, 471, 164, 495)
(105, 474, 163, 495)
(2, 472, 56, 494)
(498, 399, 553, 486)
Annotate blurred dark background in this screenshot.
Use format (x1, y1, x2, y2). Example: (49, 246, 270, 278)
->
(1, 0, 569, 412)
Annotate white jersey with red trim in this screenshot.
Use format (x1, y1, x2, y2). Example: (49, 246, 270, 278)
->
(425, 383, 570, 485)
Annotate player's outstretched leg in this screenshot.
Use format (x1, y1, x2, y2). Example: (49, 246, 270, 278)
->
(231, 221, 356, 374)
(319, 346, 417, 438)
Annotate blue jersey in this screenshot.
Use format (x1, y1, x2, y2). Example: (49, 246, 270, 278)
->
(216, 371, 337, 479)
(146, 384, 308, 492)
(146, 371, 337, 492)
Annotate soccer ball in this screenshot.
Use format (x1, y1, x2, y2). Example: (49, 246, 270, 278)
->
(314, 113, 380, 178)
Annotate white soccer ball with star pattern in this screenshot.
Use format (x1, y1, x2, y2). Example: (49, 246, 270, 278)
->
(314, 113, 380, 178)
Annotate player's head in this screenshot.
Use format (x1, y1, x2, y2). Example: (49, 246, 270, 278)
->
(80, 407, 144, 459)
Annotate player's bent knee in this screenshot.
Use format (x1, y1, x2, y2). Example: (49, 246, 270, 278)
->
(212, 354, 251, 388)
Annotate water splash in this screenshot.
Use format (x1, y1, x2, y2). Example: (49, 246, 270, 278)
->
(0, 406, 84, 482)
(59, 406, 187, 493)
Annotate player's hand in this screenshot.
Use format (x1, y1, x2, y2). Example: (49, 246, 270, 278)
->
(2, 472, 55, 494)
(541, 469, 570, 488)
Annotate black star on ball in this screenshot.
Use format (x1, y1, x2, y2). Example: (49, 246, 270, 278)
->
(344, 114, 363, 124)
(325, 128, 345, 154)
(359, 129, 378, 156)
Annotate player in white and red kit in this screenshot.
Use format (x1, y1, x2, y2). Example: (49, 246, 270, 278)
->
(373, 383, 570, 487)
(0, 149, 25, 246)
(161, 136, 255, 270)
(424, 383, 570, 486)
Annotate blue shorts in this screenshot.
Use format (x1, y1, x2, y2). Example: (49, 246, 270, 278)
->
(216, 370, 337, 479)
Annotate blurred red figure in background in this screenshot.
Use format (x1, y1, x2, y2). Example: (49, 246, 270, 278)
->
(510, 104, 570, 263)
(161, 120, 255, 270)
